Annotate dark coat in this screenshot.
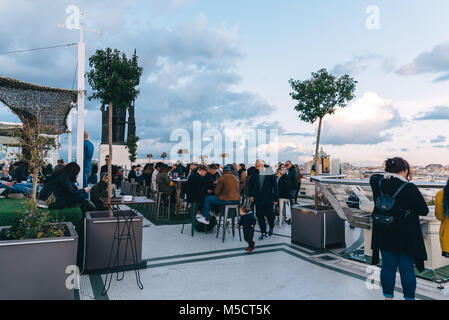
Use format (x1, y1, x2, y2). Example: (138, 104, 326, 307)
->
(185, 172, 206, 203)
(287, 165, 298, 191)
(370, 174, 429, 272)
(90, 181, 108, 210)
(38, 173, 86, 209)
(128, 170, 137, 182)
(204, 172, 220, 195)
(278, 174, 291, 199)
(239, 211, 257, 230)
(248, 170, 279, 206)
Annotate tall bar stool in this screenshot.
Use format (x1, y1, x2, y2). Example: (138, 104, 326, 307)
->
(278, 198, 290, 227)
(216, 204, 241, 243)
(156, 192, 171, 221)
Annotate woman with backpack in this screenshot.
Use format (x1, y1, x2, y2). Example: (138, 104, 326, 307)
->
(369, 157, 429, 300)
(435, 179, 449, 258)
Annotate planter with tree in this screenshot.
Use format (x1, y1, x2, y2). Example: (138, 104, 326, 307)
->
(288, 68, 357, 250)
(84, 48, 144, 271)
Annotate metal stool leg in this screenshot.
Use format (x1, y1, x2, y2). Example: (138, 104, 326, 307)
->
(222, 206, 228, 243)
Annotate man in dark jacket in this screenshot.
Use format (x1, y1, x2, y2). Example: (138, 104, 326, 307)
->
(185, 165, 207, 216)
(285, 160, 298, 206)
(90, 172, 109, 210)
(248, 160, 279, 239)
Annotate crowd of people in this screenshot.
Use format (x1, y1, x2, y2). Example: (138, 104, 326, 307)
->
(2, 148, 449, 301)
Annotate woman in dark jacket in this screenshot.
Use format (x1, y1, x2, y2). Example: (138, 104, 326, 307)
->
(276, 169, 291, 199)
(38, 162, 91, 210)
(90, 172, 109, 211)
(370, 157, 428, 300)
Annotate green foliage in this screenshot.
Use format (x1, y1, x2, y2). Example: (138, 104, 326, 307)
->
(289, 68, 357, 124)
(86, 48, 143, 110)
(125, 135, 140, 164)
(0, 196, 66, 241)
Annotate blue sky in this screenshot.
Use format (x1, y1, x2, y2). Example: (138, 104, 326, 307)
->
(1, 0, 449, 166)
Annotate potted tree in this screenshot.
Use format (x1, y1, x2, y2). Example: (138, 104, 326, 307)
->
(0, 115, 78, 300)
(161, 152, 167, 163)
(288, 68, 357, 250)
(84, 48, 144, 271)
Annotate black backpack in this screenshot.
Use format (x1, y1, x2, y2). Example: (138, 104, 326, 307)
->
(373, 179, 411, 227)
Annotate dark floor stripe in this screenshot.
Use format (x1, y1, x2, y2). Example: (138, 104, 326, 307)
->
(89, 274, 109, 300)
(144, 242, 286, 262)
(147, 249, 281, 269)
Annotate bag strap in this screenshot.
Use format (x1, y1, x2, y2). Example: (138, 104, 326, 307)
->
(392, 182, 410, 199)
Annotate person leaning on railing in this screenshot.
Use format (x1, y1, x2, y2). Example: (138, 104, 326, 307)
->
(435, 178, 449, 258)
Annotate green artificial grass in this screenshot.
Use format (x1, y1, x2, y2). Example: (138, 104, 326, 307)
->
(0, 199, 84, 267)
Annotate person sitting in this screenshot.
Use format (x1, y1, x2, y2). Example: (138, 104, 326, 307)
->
(0, 166, 34, 197)
(38, 162, 93, 211)
(88, 163, 98, 185)
(156, 164, 176, 202)
(90, 172, 110, 211)
(138, 163, 154, 186)
(197, 165, 240, 225)
(204, 164, 220, 196)
(54, 159, 65, 172)
(185, 165, 207, 217)
(10, 161, 29, 182)
(128, 165, 137, 183)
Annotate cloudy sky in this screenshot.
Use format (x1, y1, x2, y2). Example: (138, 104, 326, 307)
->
(1, 0, 449, 166)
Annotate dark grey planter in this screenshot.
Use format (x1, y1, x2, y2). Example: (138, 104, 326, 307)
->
(84, 210, 143, 272)
(0, 222, 78, 300)
(291, 205, 345, 250)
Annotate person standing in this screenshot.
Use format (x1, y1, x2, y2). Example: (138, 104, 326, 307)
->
(294, 164, 303, 204)
(276, 168, 291, 224)
(369, 157, 429, 300)
(249, 160, 279, 239)
(238, 207, 256, 252)
(54, 159, 65, 172)
(435, 178, 449, 258)
(285, 160, 298, 207)
(83, 131, 94, 188)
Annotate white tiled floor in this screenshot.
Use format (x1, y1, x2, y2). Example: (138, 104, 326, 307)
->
(78, 215, 447, 300)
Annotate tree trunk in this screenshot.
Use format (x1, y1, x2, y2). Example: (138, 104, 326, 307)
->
(108, 102, 113, 217)
(32, 166, 39, 203)
(314, 117, 323, 209)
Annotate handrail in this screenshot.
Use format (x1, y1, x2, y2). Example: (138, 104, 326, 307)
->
(311, 176, 445, 189)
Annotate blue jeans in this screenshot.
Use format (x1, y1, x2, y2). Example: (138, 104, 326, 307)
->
(202, 195, 239, 218)
(380, 250, 416, 300)
(0, 182, 37, 196)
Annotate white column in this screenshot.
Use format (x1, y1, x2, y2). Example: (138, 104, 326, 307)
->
(75, 39, 85, 186)
(68, 111, 72, 162)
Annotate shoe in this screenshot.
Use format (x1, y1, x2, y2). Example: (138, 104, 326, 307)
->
(196, 214, 202, 219)
(251, 242, 255, 250)
(286, 218, 291, 225)
(268, 229, 273, 237)
(245, 247, 253, 252)
(258, 233, 267, 240)
(197, 215, 210, 225)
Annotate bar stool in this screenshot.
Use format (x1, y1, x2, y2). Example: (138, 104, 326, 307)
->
(156, 192, 171, 221)
(216, 204, 241, 243)
(181, 202, 198, 237)
(278, 198, 290, 227)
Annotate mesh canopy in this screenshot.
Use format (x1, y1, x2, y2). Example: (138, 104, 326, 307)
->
(0, 76, 78, 135)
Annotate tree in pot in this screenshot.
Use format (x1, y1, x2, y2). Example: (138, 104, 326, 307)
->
(161, 152, 167, 163)
(289, 68, 357, 208)
(86, 48, 143, 215)
(125, 134, 140, 167)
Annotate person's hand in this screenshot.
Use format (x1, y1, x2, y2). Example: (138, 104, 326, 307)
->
(84, 187, 91, 192)
(208, 190, 213, 194)
(6, 181, 15, 187)
(274, 201, 278, 206)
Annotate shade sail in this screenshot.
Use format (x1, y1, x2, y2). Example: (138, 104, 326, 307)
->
(0, 76, 78, 135)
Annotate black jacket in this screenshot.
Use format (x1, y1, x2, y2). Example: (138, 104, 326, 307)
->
(128, 170, 137, 182)
(90, 181, 108, 210)
(370, 174, 429, 272)
(287, 166, 298, 191)
(38, 173, 86, 209)
(278, 174, 291, 199)
(204, 172, 220, 195)
(239, 211, 257, 229)
(248, 170, 279, 206)
(185, 172, 206, 203)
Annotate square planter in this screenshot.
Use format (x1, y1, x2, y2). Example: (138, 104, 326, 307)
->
(291, 205, 345, 250)
(0, 222, 78, 300)
(84, 210, 143, 272)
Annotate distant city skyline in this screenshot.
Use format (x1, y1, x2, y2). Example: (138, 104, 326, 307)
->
(1, 0, 449, 166)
